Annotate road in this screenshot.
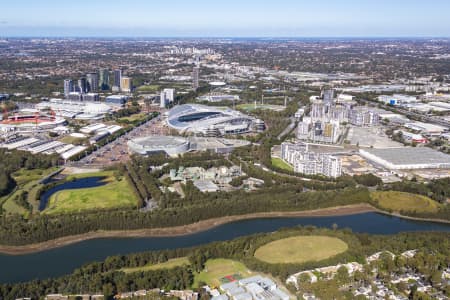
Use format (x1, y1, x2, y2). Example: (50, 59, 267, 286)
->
(277, 117, 296, 140)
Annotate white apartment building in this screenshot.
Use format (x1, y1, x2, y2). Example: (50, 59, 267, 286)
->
(281, 142, 342, 178)
(349, 108, 379, 127)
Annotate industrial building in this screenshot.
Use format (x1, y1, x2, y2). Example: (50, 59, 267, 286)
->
(359, 147, 450, 170)
(167, 104, 260, 135)
(403, 121, 447, 136)
(0, 136, 86, 160)
(377, 94, 419, 106)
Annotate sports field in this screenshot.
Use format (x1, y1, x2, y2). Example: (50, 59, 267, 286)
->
(370, 191, 440, 213)
(271, 157, 294, 171)
(254, 236, 348, 264)
(237, 103, 285, 112)
(45, 173, 138, 214)
(193, 259, 252, 288)
(121, 257, 190, 273)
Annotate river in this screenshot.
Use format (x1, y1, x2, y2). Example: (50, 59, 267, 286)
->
(0, 212, 449, 283)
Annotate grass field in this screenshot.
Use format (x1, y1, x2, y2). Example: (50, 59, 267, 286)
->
(193, 259, 253, 288)
(254, 236, 348, 264)
(121, 257, 190, 273)
(12, 167, 59, 186)
(118, 113, 147, 123)
(237, 103, 285, 112)
(1, 195, 28, 216)
(44, 172, 138, 214)
(59, 135, 87, 145)
(64, 170, 112, 180)
(136, 85, 160, 92)
(0, 167, 60, 216)
(271, 157, 294, 171)
(370, 191, 441, 213)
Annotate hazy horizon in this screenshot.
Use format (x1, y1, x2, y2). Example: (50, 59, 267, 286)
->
(1, 0, 450, 38)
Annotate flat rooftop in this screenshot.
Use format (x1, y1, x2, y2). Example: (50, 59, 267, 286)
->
(360, 147, 450, 167)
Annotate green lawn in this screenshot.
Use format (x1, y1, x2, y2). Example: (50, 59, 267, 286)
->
(59, 135, 87, 145)
(254, 236, 348, 264)
(1, 167, 61, 216)
(121, 257, 190, 274)
(44, 173, 138, 214)
(136, 85, 160, 92)
(1, 194, 28, 216)
(193, 259, 253, 288)
(237, 103, 285, 112)
(119, 113, 147, 122)
(370, 191, 441, 213)
(64, 170, 113, 180)
(271, 157, 294, 171)
(12, 167, 59, 186)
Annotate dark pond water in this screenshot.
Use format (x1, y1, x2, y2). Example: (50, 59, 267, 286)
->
(0, 212, 449, 283)
(38, 176, 107, 211)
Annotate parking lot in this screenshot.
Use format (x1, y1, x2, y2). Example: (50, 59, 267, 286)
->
(75, 115, 170, 167)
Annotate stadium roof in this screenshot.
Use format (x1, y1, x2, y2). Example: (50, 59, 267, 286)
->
(167, 104, 254, 133)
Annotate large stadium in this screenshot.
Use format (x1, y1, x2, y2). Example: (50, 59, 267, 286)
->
(166, 104, 262, 135)
(0, 109, 67, 133)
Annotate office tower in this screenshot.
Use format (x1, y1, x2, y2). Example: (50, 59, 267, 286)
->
(113, 69, 122, 89)
(160, 88, 176, 108)
(63, 79, 73, 98)
(160, 92, 166, 108)
(120, 77, 132, 93)
(99, 69, 110, 90)
(164, 88, 175, 102)
(78, 77, 87, 94)
(192, 66, 199, 91)
(322, 89, 335, 104)
(86, 73, 99, 93)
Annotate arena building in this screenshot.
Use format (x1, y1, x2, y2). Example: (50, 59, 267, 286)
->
(127, 135, 191, 156)
(127, 135, 251, 157)
(167, 104, 260, 135)
(36, 98, 113, 119)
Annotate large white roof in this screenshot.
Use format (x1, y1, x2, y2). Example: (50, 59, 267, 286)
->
(167, 104, 253, 133)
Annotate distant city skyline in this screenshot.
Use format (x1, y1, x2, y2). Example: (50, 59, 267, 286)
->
(1, 0, 450, 37)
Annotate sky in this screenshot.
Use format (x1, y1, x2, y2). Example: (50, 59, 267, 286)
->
(1, 0, 450, 37)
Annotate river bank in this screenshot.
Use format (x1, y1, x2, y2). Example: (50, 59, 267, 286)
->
(1, 203, 449, 256)
(0, 204, 375, 255)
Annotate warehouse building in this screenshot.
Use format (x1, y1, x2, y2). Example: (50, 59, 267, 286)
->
(359, 147, 450, 170)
